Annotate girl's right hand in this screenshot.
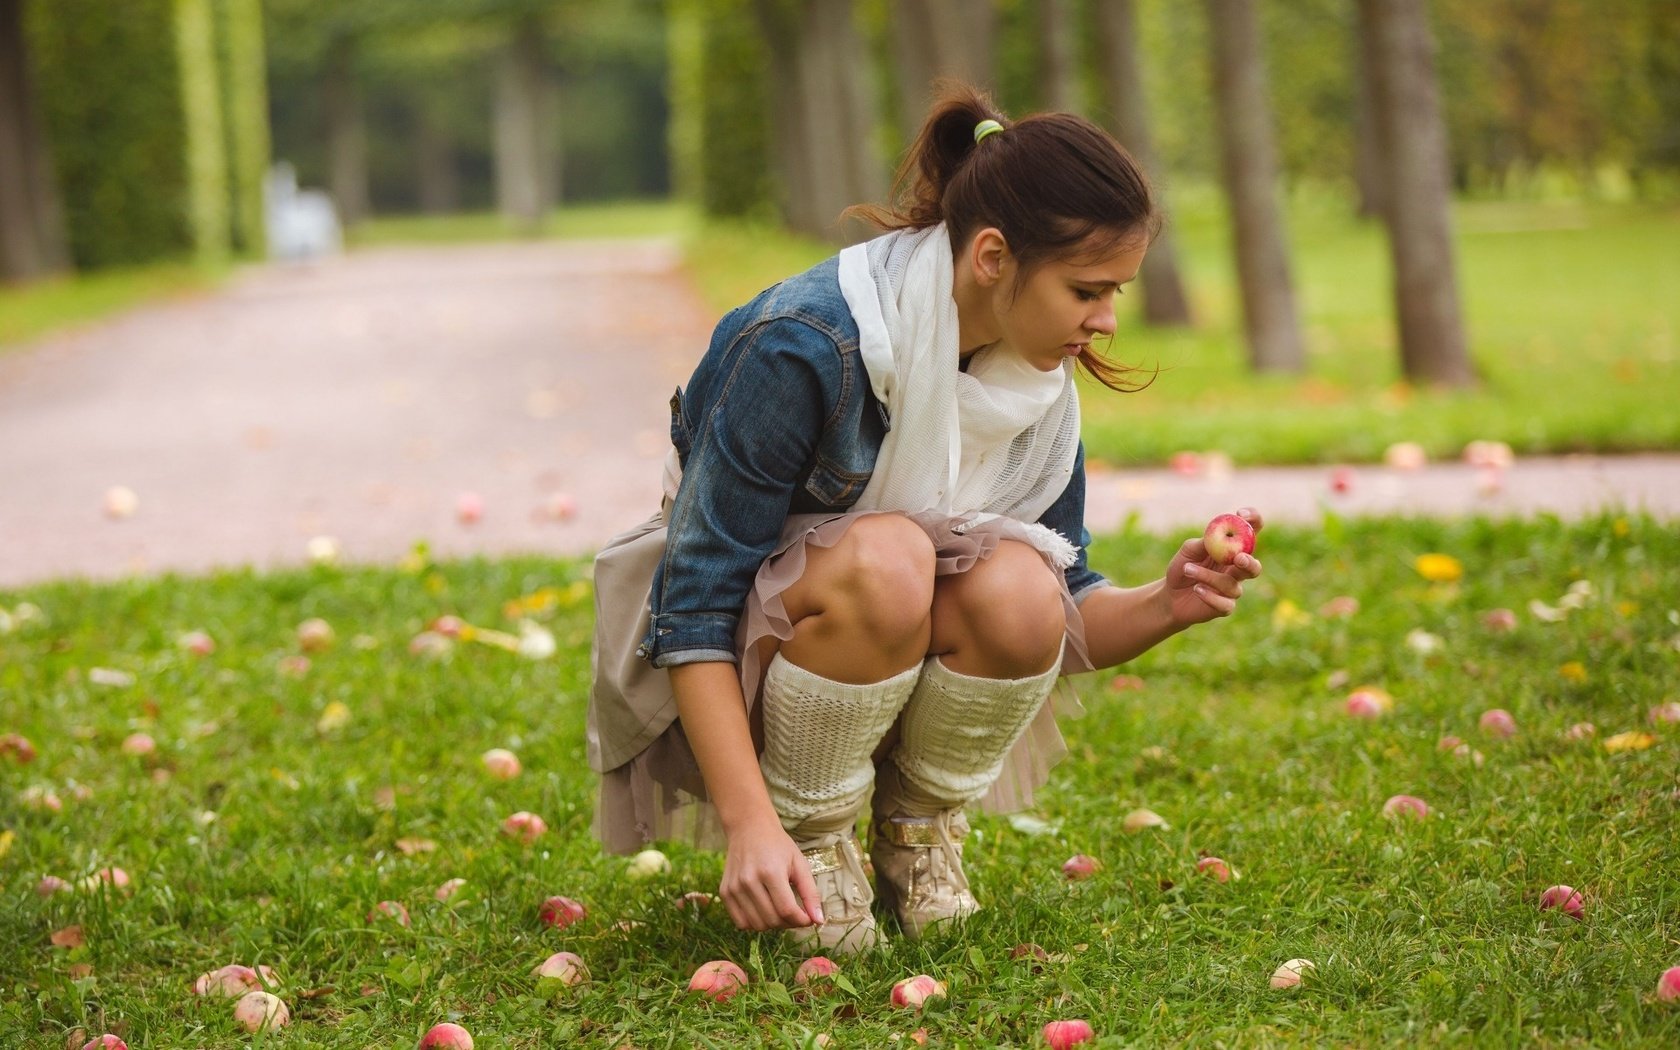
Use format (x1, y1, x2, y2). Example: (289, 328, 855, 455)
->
(719, 816, 825, 931)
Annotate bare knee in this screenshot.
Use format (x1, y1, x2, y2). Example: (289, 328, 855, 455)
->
(782, 514, 935, 675)
(933, 540, 1065, 677)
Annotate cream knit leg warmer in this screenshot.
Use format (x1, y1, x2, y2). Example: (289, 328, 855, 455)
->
(890, 654, 1063, 812)
(758, 653, 922, 838)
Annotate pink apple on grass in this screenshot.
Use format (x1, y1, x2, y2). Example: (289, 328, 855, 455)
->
(533, 951, 589, 986)
(1202, 513, 1256, 565)
(890, 974, 947, 1009)
(481, 748, 521, 779)
(1382, 795, 1430, 820)
(419, 1022, 474, 1049)
(1042, 1019, 1096, 1048)
(295, 617, 335, 652)
(1196, 857, 1235, 883)
(1270, 958, 1315, 989)
(193, 964, 277, 997)
(0, 732, 37, 763)
(502, 810, 547, 843)
(688, 960, 748, 1002)
(794, 956, 839, 986)
(1062, 854, 1101, 880)
(434, 878, 467, 901)
(80, 1037, 127, 1050)
(367, 900, 410, 926)
(1539, 885, 1585, 920)
(456, 492, 484, 525)
(539, 895, 586, 930)
(178, 630, 216, 656)
(120, 732, 155, 757)
(1656, 966, 1680, 1003)
(1479, 708, 1518, 738)
(233, 990, 289, 1032)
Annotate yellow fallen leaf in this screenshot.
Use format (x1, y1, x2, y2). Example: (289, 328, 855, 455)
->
(1558, 661, 1587, 683)
(1414, 553, 1463, 583)
(271, 768, 301, 790)
(1271, 599, 1313, 630)
(0, 828, 14, 860)
(1602, 731, 1656, 753)
(1612, 517, 1629, 538)
(316, 701, 352, 733)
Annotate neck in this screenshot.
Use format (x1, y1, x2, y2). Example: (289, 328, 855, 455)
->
(950, 252, 999, 360)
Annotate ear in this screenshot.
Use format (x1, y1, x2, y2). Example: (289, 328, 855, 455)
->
(968, 227, 1009, 287)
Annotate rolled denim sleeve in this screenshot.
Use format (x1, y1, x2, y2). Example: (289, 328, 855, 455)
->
(643, 319, 835, 666)
(1035, 441, 1110, 602)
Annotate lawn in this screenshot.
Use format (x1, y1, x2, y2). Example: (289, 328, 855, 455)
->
(2, 515, 1678, 1047)
(0, 262, 224, 350)
(681, 191, 1680, 470)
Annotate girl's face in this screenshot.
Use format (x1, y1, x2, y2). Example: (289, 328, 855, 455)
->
(988, 237, 1148, 372)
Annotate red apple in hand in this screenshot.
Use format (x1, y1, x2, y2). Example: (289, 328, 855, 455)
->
(1202, 513, 1255, 565)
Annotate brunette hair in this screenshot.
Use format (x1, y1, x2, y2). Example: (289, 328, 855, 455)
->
(847, 81, 1161, 391)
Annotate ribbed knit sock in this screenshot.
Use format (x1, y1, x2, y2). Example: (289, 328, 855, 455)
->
(758, 653, 922, 838)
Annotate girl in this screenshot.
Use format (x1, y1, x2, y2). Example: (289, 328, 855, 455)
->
(589, 83, 1263, 954)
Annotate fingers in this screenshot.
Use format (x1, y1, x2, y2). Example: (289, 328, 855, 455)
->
(791, 856, 826, 927)
(1183, 561, 1246, 601)
(722, 870, 818, 931)
(1236, 505, 1266, 532)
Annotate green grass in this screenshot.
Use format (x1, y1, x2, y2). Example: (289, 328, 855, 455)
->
(2, 515, 1678, 1047)
(0, 261, 224, 350)
(684, 190, 1680, 468)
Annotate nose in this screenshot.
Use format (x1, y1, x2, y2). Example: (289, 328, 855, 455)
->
(1085, 300, 1116, 337)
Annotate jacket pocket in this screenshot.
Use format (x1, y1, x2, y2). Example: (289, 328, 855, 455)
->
(801, 456, 871, 507)
(668, 387, 692, 460)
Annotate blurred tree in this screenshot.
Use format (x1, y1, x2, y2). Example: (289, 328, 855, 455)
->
(887, 0, 997, 146)
(668, 0, 773, 218)
(1205, 0, 1303, 373)
(0, 0, 70, 281)
(1358, 0, 1473, 386)
(752, 0, 886, 244)
(493, 11, 557, 232)
(1351, 3, 1386, 218)
(219, 0, 271, 253)
(323, 34, 371, 225)
(1092, 0, 1192, 326)
(1035, 0, 1080, 113)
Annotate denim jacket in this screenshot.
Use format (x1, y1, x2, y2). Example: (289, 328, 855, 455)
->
(641, 254, 1108, 667)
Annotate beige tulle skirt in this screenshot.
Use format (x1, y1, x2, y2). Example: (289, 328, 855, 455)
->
(590, 510, 1093, 855)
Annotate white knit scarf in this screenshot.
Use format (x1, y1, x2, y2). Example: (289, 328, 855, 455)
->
(838, 224, 1082, 567)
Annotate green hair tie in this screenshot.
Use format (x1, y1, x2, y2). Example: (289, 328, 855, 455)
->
(973, 119, 1004, 144)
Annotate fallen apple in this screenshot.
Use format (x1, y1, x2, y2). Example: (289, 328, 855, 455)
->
(80, 1037, 127, 1050)
(1270, 958, 1315, 989)
(1196, 856, 1235, 883)
(21, 785, 62, 812)
(434, 878, 467, 902)
(193, 964, 276, 997)
(456, 492, 484, 525)
(890, 974, 947, 1009)
(533, 950, 589, 986)
(78, 867, 130, 893)
(481, 748, 521, 779)
(1, 732, 37, 763)
(103, 486, 138, 519)
(1202, 513, 1256, 566)
(1480, 608, 1518, 632)
(1345, 688, 1392, 719)
(1061, 854, 1101, 880)
(502, 811, 547, 843)
(1122, 808, 1167, 833)
(1382, 795, 1430, 820)
(295, 618, 335, 652)
(1041, 1019, 1096, 1048)
(1479, 708, 1518, 738)
(1383, 441, 1427, 471)
(233, 990, 289, 1033)
(794, 956, 839, 986)
(1657, 965, 1680, 1003)
(120, 732, 155, 757)
(689, 960, 748, 1002)
(539, 895, 586, 930)
(1564, 722, 1596, 741)
(1539, 885, 1585, 920)
(627, 848, 671, 879)
(675, 891, 714, 910)
(1649, 702, 1680, 725)
(37, 875, 72, 896)
(1327, 466, 1355, 495)
(418, 1022, 474, 1049)
(366, 900, 410, 927)
(178, 630, 216, 656)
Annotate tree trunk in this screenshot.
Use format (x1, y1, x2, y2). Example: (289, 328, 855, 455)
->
(1351, 4, 1387, 221)
(414, 103, 459, 215)
(323, 35, 369, 226)
(1092, 0, 1192, 327)
(887, 0, 996, 146)
(0, 0, 70, 281)
(1036, 0, 1079, 112)
(1358, 0, 1474, 386)
(1206, 0, 1304, 373)
(754, 0, 884, 245)
(494, 13, 556, 234)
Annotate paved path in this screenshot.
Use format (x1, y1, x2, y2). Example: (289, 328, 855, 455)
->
(2, 240, 1677, 589)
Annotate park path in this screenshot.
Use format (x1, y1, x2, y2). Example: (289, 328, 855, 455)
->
(2, 240, 1677, 589)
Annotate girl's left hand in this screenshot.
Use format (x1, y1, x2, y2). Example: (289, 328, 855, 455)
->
(1164, 507, 1264, 627)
